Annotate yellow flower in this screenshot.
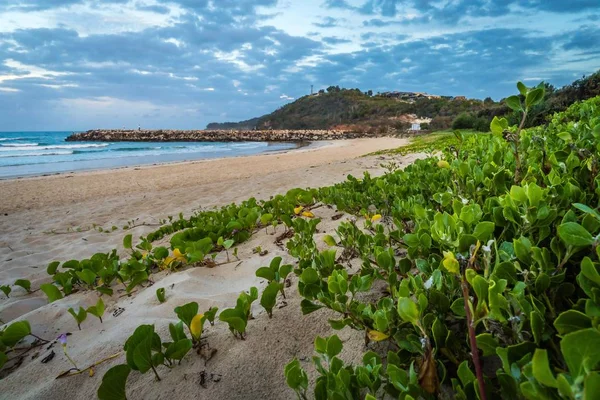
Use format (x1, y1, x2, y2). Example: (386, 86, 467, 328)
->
(294, 206, 304, 215)
(302, 211, 315, 218)
(371, 214, 382, 223)
(367, 330, 389, 342)
(437, 160, 450, 169)
(161, 256, 175, 270)
(173, 248, 187, 263)
(190, 314, 204, 340)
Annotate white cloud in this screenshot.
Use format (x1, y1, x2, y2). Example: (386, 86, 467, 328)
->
(38, 83, 79, 89)
(279, 94, 294, 100)
(0, 59, 71, 83)
(213, 49, 265, 72)
(0, 2, 184, 35)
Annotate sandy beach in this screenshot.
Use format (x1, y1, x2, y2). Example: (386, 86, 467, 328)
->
(0, 137, 423, 399)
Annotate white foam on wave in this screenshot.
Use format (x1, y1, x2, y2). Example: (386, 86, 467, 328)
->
(230, 142, 268, 149)
(0, 137, 26, 141)
(1, 143, 38, 147)
(0, 143, 108, 151)
(0, 150, 73, 158)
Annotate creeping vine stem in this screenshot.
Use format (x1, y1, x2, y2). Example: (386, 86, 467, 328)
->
(460, 242, 487, 400)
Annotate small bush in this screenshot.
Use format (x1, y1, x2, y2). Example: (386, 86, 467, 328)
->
(451, 112, 476, 129)
(472, 117, 491, 132)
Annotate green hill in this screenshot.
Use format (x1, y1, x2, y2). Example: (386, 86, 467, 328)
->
(207, 70, 600, 132)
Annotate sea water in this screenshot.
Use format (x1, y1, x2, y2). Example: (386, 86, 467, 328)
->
(0, 132, 298, 179)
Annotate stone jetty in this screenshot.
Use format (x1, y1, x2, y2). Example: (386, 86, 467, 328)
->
(66, 129, 378, 142)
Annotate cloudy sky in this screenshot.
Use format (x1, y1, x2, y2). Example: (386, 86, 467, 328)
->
(0, 0, 598, 131)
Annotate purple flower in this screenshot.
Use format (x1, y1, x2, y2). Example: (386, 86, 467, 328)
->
(57, 333, 68, 346)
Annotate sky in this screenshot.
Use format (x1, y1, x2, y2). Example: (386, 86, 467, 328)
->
(0, 0, 598, 131)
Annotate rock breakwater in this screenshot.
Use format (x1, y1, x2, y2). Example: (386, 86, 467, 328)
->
(66, 129, 378, 142)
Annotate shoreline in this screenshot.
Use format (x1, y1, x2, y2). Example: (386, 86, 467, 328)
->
(0, 136, 417, 303)
(0, 140, 318, 181)
(0, 136, 426, 400)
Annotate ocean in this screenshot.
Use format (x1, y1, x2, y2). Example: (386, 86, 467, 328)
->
(0, 131, 298, 179)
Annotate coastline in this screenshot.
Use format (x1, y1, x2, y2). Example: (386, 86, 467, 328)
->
(0, 136, 427, 400)
(0, 140, 316, 181)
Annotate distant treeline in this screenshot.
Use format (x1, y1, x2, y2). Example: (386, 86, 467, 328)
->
(207, 70, 600, 132)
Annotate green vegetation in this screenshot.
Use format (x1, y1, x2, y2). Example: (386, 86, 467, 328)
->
(1, 321, 49, 374)
(97, 302, 210, 398)
(3, 80, 600, 399)
(371, 130, 476, 156)
(207, 70, 600, 134)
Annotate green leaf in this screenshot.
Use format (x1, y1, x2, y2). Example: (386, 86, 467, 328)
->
(525, 87, 544, 109)
(123, 234, 133, 250)
(490, 116, 509, 135)
(574, 203, 600, 222)
(97, 364, 131, 400)
(584, 372, 600, 400)
(203, 306, 219, 325)
(132, 336, 154, 373)
(279, 264, 293, 281)
(457, 360, 476, 386)
(47, 261, 60, 275)
(76, 269, 97, 286)
(326, 335, 343, 359)
(285, 358, 308, 391)
(532, 349, 557, 388)
(260, 281, 281, 317)
(300, 299, 323, 315)
(152, 247, 169, 260)
(526, 183, 543, 208)
(510, 185, 528, 203)
(558, 222, 594, 247)
(517, 81, 528, 96)
(530, 311, 544, 345)
(1, 321, 31, 347)
(87, 297, 105, 321)
(156, 288, 166, 303)
(300, 267, 319, 284)
(40, 283, 63, 303)
(581, 257, 600, 285)
(397, 298, 420, 326)
(0, 285, 11, 298)
(260, 213, 273, 225)
(255, 267, 276, 282)
(165, 339, 192, 361)
(473, 221, 495, 241)
(218, 308, 247, 334)
(174, 302, 199, 330)
(505, 95, 522, 111)
(387, 364, 409, 391)
(554, 310, 592, 335)
(68, 307, 87, 328)
(124, 325, 154, 370)
(557, 132, 572, 142)
(476, 333, 499, 357)
(126, 271, 148, 293)
(323, 234, 337, 247)
(169, 321, 187, 342)
(14, 279, 31, 292)
(560, 328, 600, 377)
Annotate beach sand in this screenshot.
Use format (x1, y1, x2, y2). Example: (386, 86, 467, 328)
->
(0, 137, 424, 399)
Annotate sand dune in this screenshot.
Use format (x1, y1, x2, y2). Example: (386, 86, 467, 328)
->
(0, 137, 422, 399)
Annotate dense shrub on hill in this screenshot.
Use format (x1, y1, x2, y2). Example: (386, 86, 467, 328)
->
(207, 69, 600, 133)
